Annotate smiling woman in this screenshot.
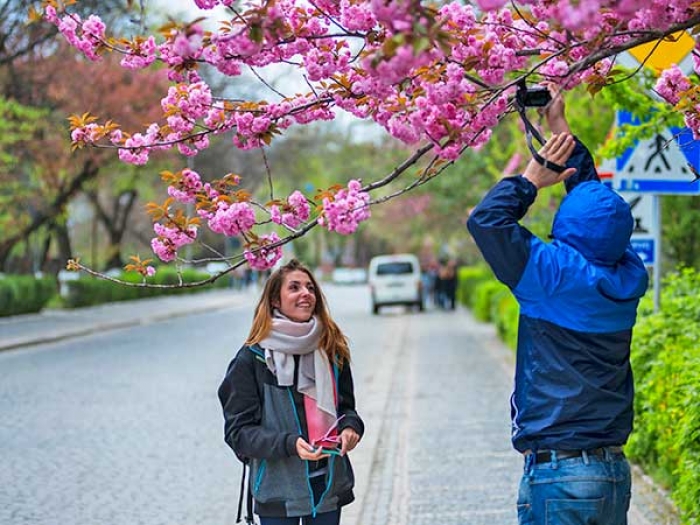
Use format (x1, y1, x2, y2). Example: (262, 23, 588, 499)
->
(273, 269, 317, 323)
(217, 259, 364, 525)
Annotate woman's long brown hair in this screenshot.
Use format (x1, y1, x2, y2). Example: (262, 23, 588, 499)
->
(245, 259, 351, 366)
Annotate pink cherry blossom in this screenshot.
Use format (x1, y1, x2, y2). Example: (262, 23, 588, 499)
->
(476, 0, 508, 10)
(151, 223, 197, 262)
(655, 65, 692, 105)
(244, 233, 283, 270)
(270, 190, 311, 229)
(208, 202, 256, 237)
(319, 180, 371, 235)
(121, 36, 157, 70)
(167, 168, 204, 204)
(41, 0, 700, 269)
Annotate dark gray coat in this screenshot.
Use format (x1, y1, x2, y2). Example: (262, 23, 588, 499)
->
(218, 345, 363, 517)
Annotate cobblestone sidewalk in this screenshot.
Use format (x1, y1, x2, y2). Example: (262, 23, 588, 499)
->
(349, 307, 679, 525)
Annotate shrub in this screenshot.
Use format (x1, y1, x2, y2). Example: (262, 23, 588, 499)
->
(491, 289, 519, 350)
(456, 265, 492, 308)
(472, 279, 508, 322)
(628, 268, 700, 524)
(0, 275, 56, 317)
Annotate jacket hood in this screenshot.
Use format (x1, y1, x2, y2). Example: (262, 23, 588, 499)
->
(551, 182, 633, 266)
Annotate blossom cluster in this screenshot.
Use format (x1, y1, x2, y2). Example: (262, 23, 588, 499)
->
(270, 191, 311, 229)
(151, 223, 197, 263)
(319, 180, 371, 235)
(167, 168, 204, 204)
(207, 202, 257, 237)
(244, 233, 283, 270)
(655, 65, 692, 106)
(45, 6, 105, 61)
(655, 65, 700, 139)
(121, 36, 157, 70)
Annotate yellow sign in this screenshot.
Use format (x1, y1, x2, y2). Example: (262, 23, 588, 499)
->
(627, 30, 695, 72)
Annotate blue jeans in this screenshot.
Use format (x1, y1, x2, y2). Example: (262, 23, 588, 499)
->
(259, 509, 340, 525)
(517, 449, 631, 525)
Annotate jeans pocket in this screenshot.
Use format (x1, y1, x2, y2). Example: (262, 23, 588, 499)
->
(546, 497, 605, 525)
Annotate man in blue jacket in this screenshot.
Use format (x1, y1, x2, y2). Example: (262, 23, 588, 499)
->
(467, 84, 649, 525)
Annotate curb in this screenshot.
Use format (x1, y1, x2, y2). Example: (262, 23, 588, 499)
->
(630, 464, 681, 525)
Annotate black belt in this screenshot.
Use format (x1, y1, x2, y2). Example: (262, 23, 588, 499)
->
(532, 446, 624, 464)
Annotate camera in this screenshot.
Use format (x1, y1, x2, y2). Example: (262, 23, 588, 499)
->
(516, 84, 552, 108)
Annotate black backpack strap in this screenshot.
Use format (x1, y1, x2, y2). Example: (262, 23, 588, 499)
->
(246, 470, 254, 525)
(236, 461, 246, 523)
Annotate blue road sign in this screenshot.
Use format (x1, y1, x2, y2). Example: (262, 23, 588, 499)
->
(631, 238, 655, 266)
(615, 111, 700, 194)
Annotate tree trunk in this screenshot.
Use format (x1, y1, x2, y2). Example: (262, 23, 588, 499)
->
(87, 188, 138, 271)
(52, 221, 73, 270)
(0, 159, 99, 272)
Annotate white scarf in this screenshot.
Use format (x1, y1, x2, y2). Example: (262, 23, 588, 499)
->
(259, 311, 336, 416)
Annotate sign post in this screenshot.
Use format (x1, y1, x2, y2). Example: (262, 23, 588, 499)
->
(652, 196, 662, 312)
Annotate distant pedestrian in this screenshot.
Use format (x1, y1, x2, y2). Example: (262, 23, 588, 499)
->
(439, 259, 458, 310)
(467, 83, 648, 525)
(429, 260, 440, 305)
(218, 259, 364, 525)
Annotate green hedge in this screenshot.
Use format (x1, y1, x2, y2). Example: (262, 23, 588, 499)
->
(465, 277, 519, 349)
(627, 268, 700, 525)
(62, 267, 227, 308)
(491, 288, 519, 350)
(456, 265, 492, 308)
(472, 280, 507, 322)
(0, 275, 56, 317)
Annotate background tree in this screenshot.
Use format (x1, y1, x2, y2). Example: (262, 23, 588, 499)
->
(0, 40, 173, 272)
(0, 0, 163, 273)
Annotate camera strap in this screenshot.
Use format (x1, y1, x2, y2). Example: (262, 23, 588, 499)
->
(514, 100, 567, 174)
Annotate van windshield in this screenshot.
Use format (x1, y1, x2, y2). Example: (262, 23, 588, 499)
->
(376, 262, 415, 275)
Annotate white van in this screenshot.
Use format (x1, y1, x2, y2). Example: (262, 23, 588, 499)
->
(368, 254, 423, 314)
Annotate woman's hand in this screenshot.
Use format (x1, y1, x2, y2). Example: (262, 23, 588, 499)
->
(296, 437, 328, 460)
(339, 427, 360, 456)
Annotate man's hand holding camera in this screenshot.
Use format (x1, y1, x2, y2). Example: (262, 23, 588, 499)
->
(522, 133, 577, 190)
(539, 82, 570, 135)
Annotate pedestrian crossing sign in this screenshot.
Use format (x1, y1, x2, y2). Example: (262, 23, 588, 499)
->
(613, 111, 700, 194)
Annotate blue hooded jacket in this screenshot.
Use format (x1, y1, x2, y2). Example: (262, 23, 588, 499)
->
(467, 138, 649, 452)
